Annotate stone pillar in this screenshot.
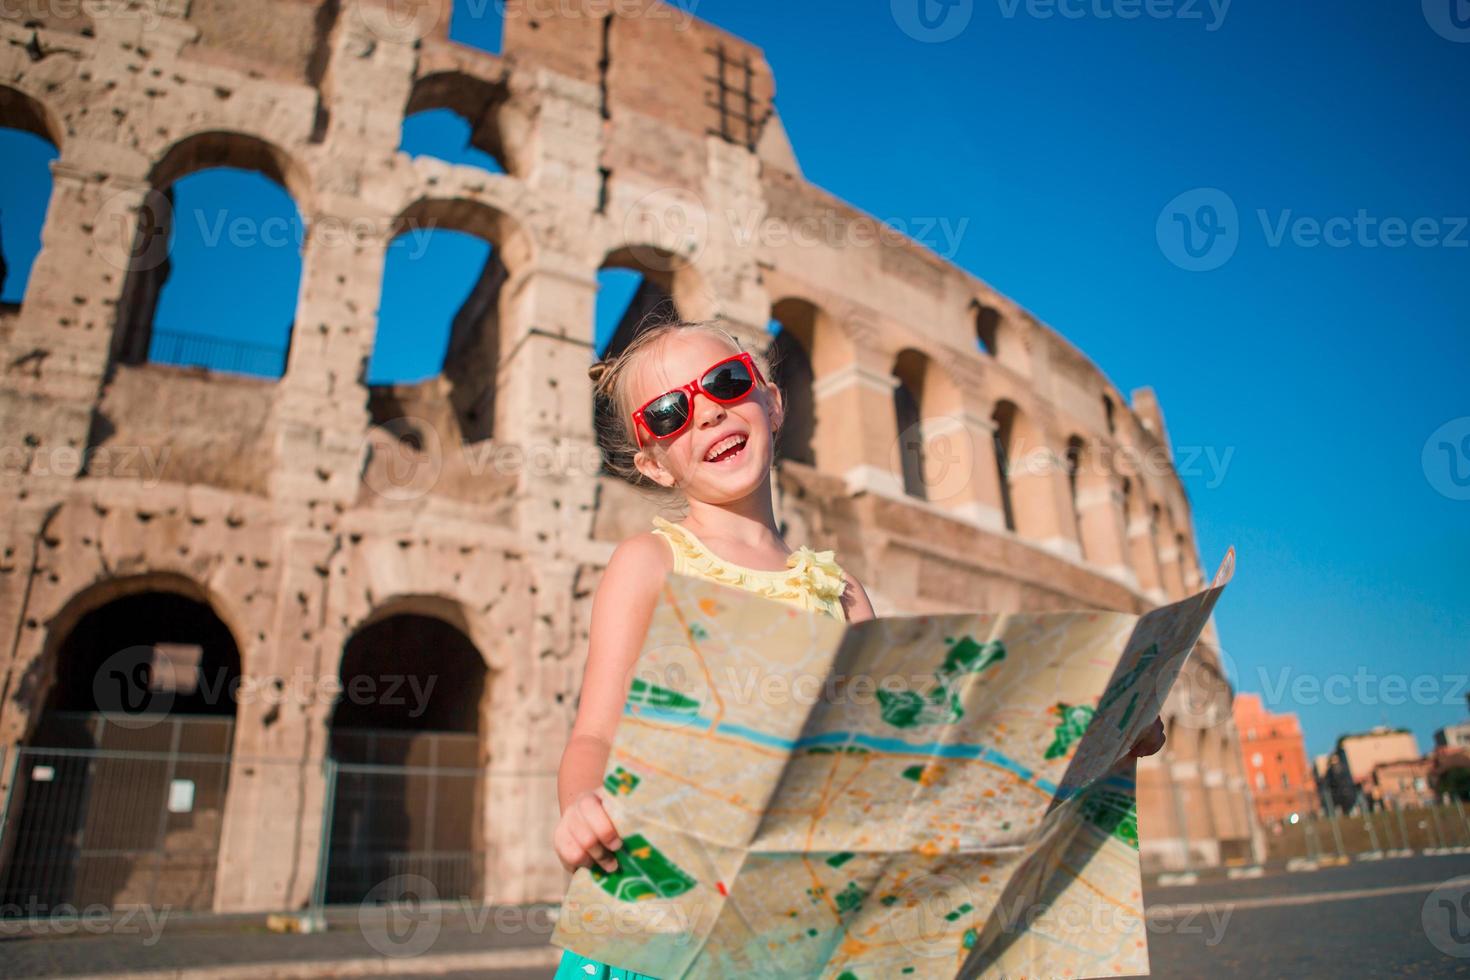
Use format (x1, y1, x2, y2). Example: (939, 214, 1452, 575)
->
(811, 358, 905, 501)
(1128, 508, 1166, 605)
(1075, 471, 1132, 580)
(1009, 441, 1079, 560)
(1157, 532, 1187, 600)
(485, 260, 602, 902)
(1, 158, 147, 497)
(267, 198, 390, 510)
(214, 530, 340, 912)
(919, 410, 1006, 532)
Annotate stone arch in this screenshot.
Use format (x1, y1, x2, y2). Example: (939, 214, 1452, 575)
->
(766, 296, 831, 467)
(0, 86, 62, 309)
(892, 348, 927, 498)
(403, 71, 514, 174)
(326, 599, 490, 903)
(971, 298, 1001, 357)
(111, 131, 311, 378)
(991, 399, 1049, 539)
(598, 243, 712, 355)
(368, 197, 534, 442)
(0, 84, 66, 148)
(0, 573, 245, 912)
(887, 347, 968, 502)
(36, 571, 248, 700)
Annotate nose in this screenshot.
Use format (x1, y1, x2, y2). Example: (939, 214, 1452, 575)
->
(691, 390, 727, 429)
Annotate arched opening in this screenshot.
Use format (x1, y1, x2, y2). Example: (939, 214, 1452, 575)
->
(1175, 532, 1193, 593)
(0, 99, 60, 309)
(1119, 477, 1137, 573)
(0, 583, 242, 914)
(767, 298, 819, 467)
(1103, 393, 1117, 435)
(402, 71, 511, 173)
(401, 109, 506, 172)
(113, 133, 308, 380)
(892, 349, 927, 500)
(991, 401, 1023, 532)
(1065, 435, 1085, 547)
(326, 611, 488, 904)
(368, 198, 527, 444)
(972, 300, 1000, 357)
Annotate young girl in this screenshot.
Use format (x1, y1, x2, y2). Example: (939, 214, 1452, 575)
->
(551, 319, 1165, 979)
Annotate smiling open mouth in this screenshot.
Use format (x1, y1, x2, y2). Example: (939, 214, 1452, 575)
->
(704, 435, 748, 464)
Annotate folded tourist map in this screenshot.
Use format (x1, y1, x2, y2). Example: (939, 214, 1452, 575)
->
(551, 550, 1234, 978)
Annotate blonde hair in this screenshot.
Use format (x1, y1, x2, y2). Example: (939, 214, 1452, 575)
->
(589, 316, 781, 508)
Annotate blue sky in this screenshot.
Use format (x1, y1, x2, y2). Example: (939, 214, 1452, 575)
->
(2, 1, 1466, 757)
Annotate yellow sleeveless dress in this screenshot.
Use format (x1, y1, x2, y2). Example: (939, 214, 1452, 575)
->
(650, 515, 849, 622)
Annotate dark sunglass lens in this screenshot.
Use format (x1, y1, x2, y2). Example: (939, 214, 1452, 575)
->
(644, 392, 690, 436)
(702, 360, 755, 400)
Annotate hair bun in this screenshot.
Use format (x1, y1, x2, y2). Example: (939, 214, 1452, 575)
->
(588, 360, 608, 383)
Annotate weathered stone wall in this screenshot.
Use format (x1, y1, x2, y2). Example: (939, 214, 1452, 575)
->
(0, 0, 1256, 912)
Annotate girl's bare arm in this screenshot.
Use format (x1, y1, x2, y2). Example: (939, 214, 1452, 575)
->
(557, 531, 673, 811)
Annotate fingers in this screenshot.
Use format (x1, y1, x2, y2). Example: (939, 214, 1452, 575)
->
(577, 791, 624, 854)
(554, 793, 624, 874)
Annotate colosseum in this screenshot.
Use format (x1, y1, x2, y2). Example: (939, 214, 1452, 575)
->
(0, 0, 1261, 916)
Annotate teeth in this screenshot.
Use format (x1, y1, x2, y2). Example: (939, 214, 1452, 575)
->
(705, 434, 746, 461)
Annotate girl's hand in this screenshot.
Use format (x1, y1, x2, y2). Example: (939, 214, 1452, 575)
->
(1127, 716, 1167, 757)
(553, 788, 623, 874)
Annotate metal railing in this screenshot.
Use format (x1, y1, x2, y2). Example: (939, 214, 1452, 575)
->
(0, 717, 502, 920)
(148, 328, 288, 378)
(0, 719, 234, 915)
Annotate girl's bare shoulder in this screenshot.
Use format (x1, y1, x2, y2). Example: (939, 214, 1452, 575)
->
(599, 530, 674, 596)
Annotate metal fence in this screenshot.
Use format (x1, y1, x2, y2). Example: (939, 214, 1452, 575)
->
(0, 715, 234, 916)
(1266, 799, 1470, 863)
(0, 716, 494, 918)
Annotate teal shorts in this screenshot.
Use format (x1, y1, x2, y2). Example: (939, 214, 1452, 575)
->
(554, 948, 662, 979)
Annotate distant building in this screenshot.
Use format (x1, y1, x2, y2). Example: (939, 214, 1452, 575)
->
(1233, 693, 1319, 826)
(1367, 758, 1436, 808)
(1323, 727, 1421, 810)
(1434, 721, 1470, 750)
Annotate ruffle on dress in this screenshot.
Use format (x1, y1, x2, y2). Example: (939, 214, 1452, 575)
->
(784, 546, 848, 603)
(650, 516, 847, 619)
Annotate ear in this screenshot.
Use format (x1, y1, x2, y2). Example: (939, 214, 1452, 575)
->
(632, 445, 677, 488)
(765, 381, 785, 435)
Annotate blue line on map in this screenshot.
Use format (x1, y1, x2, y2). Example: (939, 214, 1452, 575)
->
(623, 704, 1073, 795)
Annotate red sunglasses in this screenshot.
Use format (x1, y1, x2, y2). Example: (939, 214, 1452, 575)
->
(632, 351, 766, 448)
